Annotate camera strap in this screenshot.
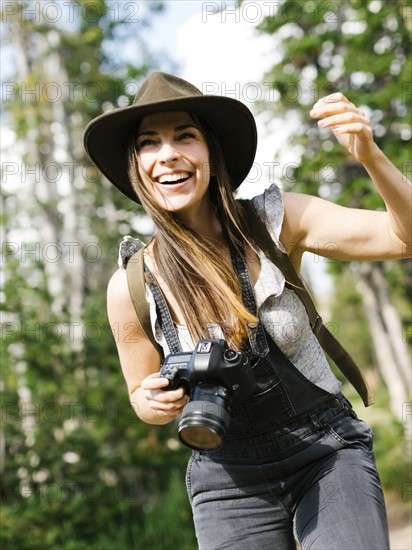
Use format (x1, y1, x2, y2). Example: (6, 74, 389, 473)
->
(227, 242, 270, 358)
(239, 200, 374, 407)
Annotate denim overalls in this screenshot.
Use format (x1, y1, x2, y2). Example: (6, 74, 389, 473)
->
(146, 244, 390, 550)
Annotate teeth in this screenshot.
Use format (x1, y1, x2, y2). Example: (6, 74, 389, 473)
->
(157, 172, 190, 184)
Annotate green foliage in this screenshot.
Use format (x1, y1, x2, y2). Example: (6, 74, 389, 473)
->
(327, 266, 375, 371)
(1, 467, 196, 549)
(347, 382, 411, 496)
(257, 0, 410, 198)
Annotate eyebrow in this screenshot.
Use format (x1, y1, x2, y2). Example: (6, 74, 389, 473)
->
(137, 124, 198, 137)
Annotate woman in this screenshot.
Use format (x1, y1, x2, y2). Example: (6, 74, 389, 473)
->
(84, 72, 410, 549)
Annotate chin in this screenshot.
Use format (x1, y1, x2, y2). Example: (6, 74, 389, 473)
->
(154, 197, 189, 212)
(154, 192, 195, 211)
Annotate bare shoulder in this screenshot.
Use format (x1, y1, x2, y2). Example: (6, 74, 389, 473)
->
(107, 267, 143, 331)
(107, 267, 150, 342)
(107, 268, 133, 311)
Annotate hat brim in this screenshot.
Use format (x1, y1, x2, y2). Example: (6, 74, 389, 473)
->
(83, 95, 257, 204)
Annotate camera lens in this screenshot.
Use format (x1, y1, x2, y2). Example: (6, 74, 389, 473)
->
(179, 423, 223, 451)
(178, 383, 231, 451)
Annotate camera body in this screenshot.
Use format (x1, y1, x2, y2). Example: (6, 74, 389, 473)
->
(160, 339, 252, 399)
(160, 339, 255, 451)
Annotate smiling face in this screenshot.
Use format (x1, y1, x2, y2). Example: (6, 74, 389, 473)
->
(135, 111, 212, 217)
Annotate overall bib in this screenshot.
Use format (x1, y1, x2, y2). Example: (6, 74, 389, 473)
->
(146, 245, 389, 550)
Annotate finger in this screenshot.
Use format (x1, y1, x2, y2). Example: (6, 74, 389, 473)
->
(311, 93, 347, 111)
(317, 111, 369, 128)
(141, 375, 170, 390)
(147, 396, 188, 413)
(310, 97, 358, 118)
(331, 123, 372, 138)
(144, 386, 186, 403)
(150, 397, 187, 411)
(316, 92, 350, 105)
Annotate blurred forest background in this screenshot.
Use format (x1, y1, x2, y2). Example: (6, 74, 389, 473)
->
(1, 1, 411, 548)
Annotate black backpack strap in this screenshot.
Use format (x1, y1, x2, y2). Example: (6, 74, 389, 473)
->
(240, 199, 374, 407)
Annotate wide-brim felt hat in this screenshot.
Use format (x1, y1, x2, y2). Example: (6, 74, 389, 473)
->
(83, 72, 257, 204)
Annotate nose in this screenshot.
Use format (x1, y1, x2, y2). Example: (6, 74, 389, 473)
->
(158, 142, 180, 164)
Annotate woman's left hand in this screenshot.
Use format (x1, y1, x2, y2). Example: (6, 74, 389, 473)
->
(310, 92, 380, 164)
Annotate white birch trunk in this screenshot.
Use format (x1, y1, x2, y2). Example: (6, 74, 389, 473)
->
(9, 17, 86, 349)
(358, 263, 411, 440)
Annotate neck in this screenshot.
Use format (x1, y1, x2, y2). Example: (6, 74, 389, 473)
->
(175, 198, 224, 243)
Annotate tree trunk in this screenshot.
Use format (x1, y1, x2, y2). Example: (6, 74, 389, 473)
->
(358, 263, 411, 439)
(9, 14, 86, 348)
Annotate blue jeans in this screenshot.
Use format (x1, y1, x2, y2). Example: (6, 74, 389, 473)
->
(186, 395, 389, 549)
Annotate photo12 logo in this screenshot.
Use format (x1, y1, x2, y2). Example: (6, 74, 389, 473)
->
(201, 1, 340, 25)
(1, 1, 142, 24)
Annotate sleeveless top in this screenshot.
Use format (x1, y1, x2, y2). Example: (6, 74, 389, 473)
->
(119, 183, 341, 395)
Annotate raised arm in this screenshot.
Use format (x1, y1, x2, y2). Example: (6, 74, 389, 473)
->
(281, 93, 411, 267)
(107, 268, 187, 425)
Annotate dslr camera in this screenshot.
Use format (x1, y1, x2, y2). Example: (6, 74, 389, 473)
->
(160, 339, 255, 452)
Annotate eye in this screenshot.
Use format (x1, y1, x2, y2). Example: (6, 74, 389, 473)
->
(137, 138, 158, 149)
(176, 131, 197, 141)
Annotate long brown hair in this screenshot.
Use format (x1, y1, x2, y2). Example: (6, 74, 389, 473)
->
(127, 114, 258, 350)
